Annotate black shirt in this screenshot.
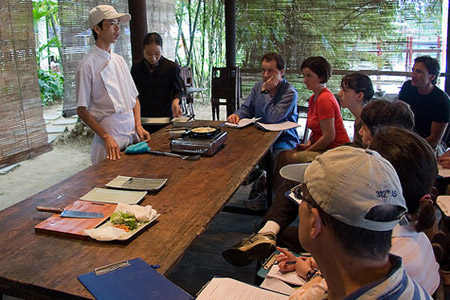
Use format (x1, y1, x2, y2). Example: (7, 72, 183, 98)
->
(398, 80, 450, 138)
(131, 56, 184, 118)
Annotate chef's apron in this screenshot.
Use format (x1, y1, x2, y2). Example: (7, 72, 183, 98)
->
(90, 59, 139, 164)
(90, 111, 139, 164)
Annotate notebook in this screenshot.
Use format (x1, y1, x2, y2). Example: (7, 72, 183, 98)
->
(105, 176, 168, 191)
(197, 277, 289, 299)
(78, 258, 193, 300)
(80, 187, 146, 204)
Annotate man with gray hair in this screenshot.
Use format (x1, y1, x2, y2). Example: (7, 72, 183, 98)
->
(287, 146, 431, 299)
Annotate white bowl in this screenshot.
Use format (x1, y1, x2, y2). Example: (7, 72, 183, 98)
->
(172, 117, 194, 128)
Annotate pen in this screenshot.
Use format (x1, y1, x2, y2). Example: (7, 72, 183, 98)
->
(285, 261, 297, 266)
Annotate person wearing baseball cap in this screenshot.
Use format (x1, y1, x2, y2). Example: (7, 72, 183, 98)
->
(76, 5, 149, 164)
(276, 146, 431, 299)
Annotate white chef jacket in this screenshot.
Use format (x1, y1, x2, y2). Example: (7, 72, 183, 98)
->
(76, 45, 140, 164)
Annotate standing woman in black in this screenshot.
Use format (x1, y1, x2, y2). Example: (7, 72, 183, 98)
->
(131, 32, 184, 133)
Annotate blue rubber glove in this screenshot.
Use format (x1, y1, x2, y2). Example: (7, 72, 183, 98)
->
(124, 142, 151, 154)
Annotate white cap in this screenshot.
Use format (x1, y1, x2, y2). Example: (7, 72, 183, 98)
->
(279, 163, 310, 183)
(88, 5, 131, 29)
(304, 146, 407, 231)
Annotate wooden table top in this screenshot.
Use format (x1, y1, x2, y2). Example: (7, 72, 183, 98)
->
(0, 120, 280, 300)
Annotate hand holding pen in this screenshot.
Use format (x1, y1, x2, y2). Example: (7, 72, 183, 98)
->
(276, 247, 317, 279)
(276, 247, 298, 273)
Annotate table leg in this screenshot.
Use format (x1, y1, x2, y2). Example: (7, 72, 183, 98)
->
(262, 150, 273, 208)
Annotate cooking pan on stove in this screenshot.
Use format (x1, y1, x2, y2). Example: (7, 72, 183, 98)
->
(184, 126, 220, 138)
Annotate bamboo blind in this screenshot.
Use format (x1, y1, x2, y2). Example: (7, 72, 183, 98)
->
(60, 0, 132, 117)
(0, 0, 51, 168)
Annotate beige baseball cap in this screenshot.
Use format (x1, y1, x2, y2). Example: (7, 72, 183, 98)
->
(304, 146, 407, 231)
(279, 163, 310, 183)
(88, 5, 131, 29)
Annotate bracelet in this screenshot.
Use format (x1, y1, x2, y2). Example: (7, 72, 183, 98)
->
(305, 268, 321, 282)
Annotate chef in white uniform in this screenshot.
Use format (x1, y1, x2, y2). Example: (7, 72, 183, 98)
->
(76, 5, 150, 164)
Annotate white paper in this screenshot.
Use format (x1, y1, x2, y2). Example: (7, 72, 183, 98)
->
(224, 117, 261, 128)
(197, 277, 289, 300)
(115, 203, 156, 222)
(260, 277, 295, 295)
(267, 264, 306, 286)
(256, 121, 301, 131)
(79, 187, 146, 204)
(438, 164, 450, 178)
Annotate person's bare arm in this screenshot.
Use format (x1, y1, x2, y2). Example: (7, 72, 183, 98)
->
(307, 118, 335, 151)
(426, 122, 447, 148)
(171, 98, 182, 117)
(77, 106, 121, 160)
(133, 98, 150, 141)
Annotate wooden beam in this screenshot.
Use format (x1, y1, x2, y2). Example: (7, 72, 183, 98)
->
(128, 0, 148, 63)
(225, 0, 236, 68)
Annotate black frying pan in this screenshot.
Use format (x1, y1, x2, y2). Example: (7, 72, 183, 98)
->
(184, 126, 220, 139)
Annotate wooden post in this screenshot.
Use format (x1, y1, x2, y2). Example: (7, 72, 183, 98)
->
(225, 0, 237, 116)
(445, 0, 450, 95)
(128, 0, 147, 63)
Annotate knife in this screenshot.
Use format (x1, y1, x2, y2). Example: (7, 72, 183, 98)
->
(36, 206, 104, 218)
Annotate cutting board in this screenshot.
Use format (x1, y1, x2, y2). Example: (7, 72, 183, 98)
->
(35, 200, 117, 238)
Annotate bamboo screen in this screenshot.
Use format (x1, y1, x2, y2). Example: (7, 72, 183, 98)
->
(59, 0, 132, 117)
(0, 0, 51, 168)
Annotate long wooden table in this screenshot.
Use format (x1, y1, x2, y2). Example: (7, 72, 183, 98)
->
(0, 120, 280, 300)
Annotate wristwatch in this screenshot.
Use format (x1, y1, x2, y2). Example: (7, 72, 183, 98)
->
(261, 89, 269, 94)
(305, 268, 323, 281)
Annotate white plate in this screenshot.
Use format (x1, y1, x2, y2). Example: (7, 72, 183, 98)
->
(88, 214, 160, 241)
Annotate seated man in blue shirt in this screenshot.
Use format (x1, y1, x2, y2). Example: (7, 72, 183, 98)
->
(227, 52, 299, 154)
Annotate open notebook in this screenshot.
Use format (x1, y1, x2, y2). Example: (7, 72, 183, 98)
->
(197, 277, 289, 299)
(224, 117, 261, 128)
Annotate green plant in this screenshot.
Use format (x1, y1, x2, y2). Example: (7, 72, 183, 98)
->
(33, 0, 64, 105)
(37, 68, 63, 106)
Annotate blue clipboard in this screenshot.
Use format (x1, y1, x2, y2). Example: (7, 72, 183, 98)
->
(78, 258, 193, 300)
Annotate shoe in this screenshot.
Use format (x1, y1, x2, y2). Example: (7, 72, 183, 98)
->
(243, 192, 268, 211)
(222, 232, 276, 266)
(242, 167, 264, 186)
(248, 171, 267, 199)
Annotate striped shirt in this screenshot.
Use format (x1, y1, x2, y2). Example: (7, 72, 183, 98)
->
(344, 255, 432, 300)
(289, 255, 432, 300)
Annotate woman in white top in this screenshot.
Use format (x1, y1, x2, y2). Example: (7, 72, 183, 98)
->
(369, 127, 440, 294)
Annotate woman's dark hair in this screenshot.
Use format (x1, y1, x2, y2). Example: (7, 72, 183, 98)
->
(261, 52, 285, 71)
(415, 56, 440, 85)
(369, 127, 437, 232)
(142, 32, 163, 49)
(300, 56, 332, 83)
(341, 73, 374, 103)
(360, 99, 414, 136)
(92, 20, 104, 40)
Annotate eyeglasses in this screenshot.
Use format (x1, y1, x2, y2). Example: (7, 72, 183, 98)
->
(292, 183, 318, 208)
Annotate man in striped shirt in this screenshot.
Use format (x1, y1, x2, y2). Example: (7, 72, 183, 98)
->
(288, 146, 431, 299)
